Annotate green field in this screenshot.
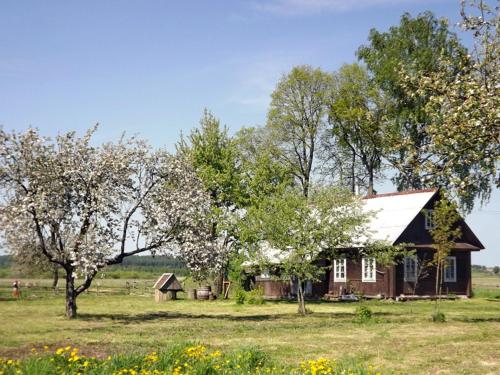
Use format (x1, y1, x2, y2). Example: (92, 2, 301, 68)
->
(0, 274, 499, 375)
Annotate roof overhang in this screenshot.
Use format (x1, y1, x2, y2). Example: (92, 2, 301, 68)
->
(411, 243, 483, 251)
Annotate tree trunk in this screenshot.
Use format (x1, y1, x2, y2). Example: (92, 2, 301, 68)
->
(297, 279, 306, 315)
(303, 177, 309, 198)
(65, 270, 77, 319)
(434, 261, 441, 313)
(367, 169, 374, 196)
(351, 152, 356, 194)
(214, 265, 226, 296)
(52, 265, 59, 290)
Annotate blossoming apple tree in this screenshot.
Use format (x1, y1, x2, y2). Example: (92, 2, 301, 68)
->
(0, 127, 220, 318)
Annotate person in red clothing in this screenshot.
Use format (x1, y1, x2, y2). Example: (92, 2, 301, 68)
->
(12, 279, 20, 298)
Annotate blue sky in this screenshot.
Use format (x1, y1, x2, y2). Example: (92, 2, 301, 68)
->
(1, 0, 498, 265)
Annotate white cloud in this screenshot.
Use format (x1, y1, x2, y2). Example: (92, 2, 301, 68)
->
(252, 0, 419, 16)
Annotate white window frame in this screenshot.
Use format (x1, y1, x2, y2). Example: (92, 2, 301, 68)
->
(404, 256, 418, 282)
(333, 259, 346, 282)
(444, 256, 457, 282)
(362, 257, 376, 282)
(424, 209, 436, 230)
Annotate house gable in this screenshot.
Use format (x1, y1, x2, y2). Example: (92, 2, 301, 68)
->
(394, 191, 485, 250)
(361, 189, 438, 245)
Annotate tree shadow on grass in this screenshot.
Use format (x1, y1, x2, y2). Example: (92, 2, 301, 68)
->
(77, 310, 400, 324)
(454, 316, 500, 323)
(77, 311, 328, 323)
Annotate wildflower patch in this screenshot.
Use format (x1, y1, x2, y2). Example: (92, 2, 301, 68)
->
(0, 344, 381, 374)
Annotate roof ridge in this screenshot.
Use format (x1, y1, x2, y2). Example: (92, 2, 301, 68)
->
(363, 188, 437, 200)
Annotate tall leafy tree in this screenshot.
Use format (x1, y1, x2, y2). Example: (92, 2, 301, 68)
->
(177, 110, 244, 293)
(325, 63, 387, 195)
(234, 126, 294, 205)
(400, 0, 499, 211)
(358, 11, 468, 191)
(267, 65, 332, 197)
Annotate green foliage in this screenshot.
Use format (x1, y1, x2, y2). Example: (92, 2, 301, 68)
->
(430, 192, 462, 313)
(401, 0, 499, 212)
(430, 193, 462, 266)
(246, 287, 265, 305)
(471, 264, 489, 273)
(493, 266, 500, 275)
(0, 255, 11, 268)
(472, 288, 500, 299)
(327, 63, 386, 194)
(234, 287, 246, 305)
(233, 287, 265, 305)
(176, 109, 246, 283)
(358, 11, 468, 191)
(243, 186, 369, 314)
(267, 65, 333, 197)
(234, 126, 294, 206)
(177, 109, 244, 211)
(432, 311, 446, 323)
(354, 305, 373, 323)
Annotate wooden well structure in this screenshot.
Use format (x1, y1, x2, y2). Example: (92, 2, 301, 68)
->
(153, 273, 183, 302)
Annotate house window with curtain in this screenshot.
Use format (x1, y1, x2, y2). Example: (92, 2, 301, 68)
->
(444, 256, 457, 282)
(362, 257, 376, 282)
(334, 259, 346, 282)
(404, 256, 418, 282)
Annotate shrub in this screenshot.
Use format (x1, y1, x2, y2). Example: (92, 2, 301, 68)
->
(432, 311, 446, 322)
(234, 288, 246, 305)
(354, 305, 373, 322)
(246, 287, 265, 305)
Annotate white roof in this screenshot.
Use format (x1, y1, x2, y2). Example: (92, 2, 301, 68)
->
(362, 190, 437, 245)
(244, 190, 439, 267)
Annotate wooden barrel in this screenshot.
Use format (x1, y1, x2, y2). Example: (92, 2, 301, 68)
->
(187, 288, 197, 300)
(197, 285, 211, 300)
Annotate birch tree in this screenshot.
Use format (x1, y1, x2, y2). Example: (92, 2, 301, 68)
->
(326, 63, 387, 195)
(0, 127, 216, 318)
(267, 65, 332, 197)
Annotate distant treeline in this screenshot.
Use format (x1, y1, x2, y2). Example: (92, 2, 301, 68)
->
(472, 264, 499, 274)
(104, 255, 189, 277)
(119, 255, 186, 268)
(0, 255, 12, 268)
(0, 254, 189, 278)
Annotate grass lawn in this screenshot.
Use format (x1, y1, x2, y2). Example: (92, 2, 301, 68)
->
(0, 279, 499, 374)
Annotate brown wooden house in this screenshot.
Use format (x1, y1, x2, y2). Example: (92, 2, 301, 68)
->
(253, 189, 484, 299)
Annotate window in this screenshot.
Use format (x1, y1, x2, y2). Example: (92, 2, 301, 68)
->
(404, 256, 418, 282)
(362, 257, 376, 282)
(260, 268, 270, 279)
(334, 259, 346, 282)
(444, 256, 457, 282)
(305, 280, 313, 295)
(424, 209, 436, 230)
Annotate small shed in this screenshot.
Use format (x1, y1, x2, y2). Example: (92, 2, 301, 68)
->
(153, 273, 183, 302)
